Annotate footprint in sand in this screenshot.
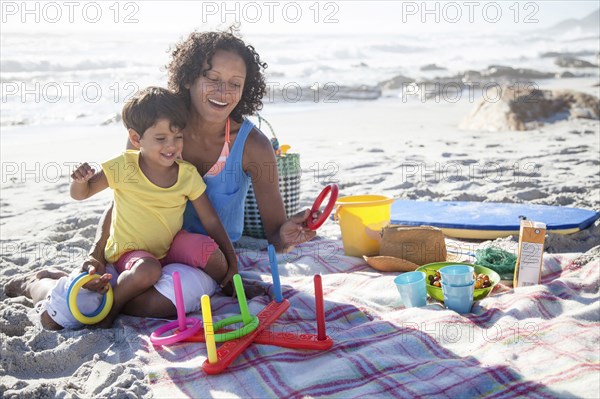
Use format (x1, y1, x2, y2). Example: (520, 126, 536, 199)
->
(442, 152, 469, 158)
(452, 193, 487, 202)
(365, 177, 386, 185)
(77, 225, 97, 239)
(1, 379, 27, 393)
(336, 182, 360, 190)
(55, 216, 100, 233)
(63, 237, 91, 249)
(349, 162, 379, 170)
(3, 328, 121, 380)
(54, 184, 70, 194)
(66, 216, 99, 229)
(508, 181, 540, 189)
(27, 330, 63, 351)
(514, 169, 541, 178)
(458, 182, 483, 190)
(558, 186, 588, 194)
(459, 159, 479, 166)
(559, 145, 590, 155)
(387, 181, 413, 190)
(446, 175, 468, 183)
(516, 189, 549, 201)
(0, 303, 32, 337)
(410, 188, 438, 199)
(577, 159, 600, 166)
(47, 232, 71, 242)
(0, 383, 57, 398)
(0, 201, 14, 219)
(554, 195, 575, 206)
(87, 362, 149, 397)
(1, 255, 29, 266)
(42, 203, 65, 211)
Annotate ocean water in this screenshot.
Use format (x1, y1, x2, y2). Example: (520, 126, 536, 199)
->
(1, 28, 598, 127)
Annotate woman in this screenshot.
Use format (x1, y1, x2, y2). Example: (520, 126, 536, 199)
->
(7, 29, 316, 322)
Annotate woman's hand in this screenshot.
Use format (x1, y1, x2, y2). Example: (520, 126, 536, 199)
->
(279, 209, 318, 250)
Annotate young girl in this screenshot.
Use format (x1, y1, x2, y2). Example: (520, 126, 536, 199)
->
(69, 86, 237, 328)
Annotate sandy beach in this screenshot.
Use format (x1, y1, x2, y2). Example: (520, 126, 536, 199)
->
(1, 2, 599, 398)
(2, 75, 599, 396)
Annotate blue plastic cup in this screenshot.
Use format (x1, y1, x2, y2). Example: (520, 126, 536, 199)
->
(442, 281, 474, 314)
(439, 265, 474, 286)
(394, 271, 427, 308)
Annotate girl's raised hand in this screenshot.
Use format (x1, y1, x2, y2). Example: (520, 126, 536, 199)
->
(71, 162, 95, 183)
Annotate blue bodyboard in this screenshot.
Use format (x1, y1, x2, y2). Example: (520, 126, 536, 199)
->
(390, 200, 599, 239)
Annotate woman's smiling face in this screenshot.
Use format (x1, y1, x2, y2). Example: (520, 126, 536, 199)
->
(189, 49, 247, 123)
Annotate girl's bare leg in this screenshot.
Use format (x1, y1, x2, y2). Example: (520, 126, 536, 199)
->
(5, 269, 68, 330)
(202, 249, 264, 297)
(122, 287, 177, 318)
(122, 248, 267, 318)
(5, 269, 68, 303)
(96, 258, 162, 328)
(201, 248, 228, 285)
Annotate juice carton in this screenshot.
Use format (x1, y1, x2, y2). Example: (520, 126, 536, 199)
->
(513, 220, 546, 287)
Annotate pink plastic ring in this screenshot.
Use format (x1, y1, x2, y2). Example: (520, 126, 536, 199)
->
(150, 318, 202, 346)
(307, 184, 339, 230)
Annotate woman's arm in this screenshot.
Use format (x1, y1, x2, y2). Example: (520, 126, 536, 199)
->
(244, 128, 316, 252)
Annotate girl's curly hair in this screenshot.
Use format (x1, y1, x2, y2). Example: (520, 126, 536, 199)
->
(167, 29, 267, 123)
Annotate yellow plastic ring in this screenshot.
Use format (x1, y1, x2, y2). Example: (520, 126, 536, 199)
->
(68, 273, 114, 325)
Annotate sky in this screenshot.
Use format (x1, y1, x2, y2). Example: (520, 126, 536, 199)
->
(1, 0, 599, 35)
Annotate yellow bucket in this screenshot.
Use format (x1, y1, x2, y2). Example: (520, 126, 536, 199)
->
(335, 195, 394, 257)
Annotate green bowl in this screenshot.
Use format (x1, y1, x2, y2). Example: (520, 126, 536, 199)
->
(416, 262, 501, 302)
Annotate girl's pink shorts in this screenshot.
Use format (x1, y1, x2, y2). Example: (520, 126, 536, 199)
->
(114, 230, 218, 274)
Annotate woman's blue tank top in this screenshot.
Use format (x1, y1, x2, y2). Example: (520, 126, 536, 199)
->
(182, 118, 253, 241)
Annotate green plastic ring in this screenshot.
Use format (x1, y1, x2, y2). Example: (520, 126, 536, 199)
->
(212, 314, 259, 342)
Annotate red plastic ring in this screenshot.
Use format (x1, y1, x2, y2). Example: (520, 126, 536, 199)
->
(307, 184, 339, 230)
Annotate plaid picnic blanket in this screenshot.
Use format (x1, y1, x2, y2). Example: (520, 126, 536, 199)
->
(136, 239, 599, 399)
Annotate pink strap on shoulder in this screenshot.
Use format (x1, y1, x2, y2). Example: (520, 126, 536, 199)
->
(204, 118, 230, 178)
(224, 117, 231, 144)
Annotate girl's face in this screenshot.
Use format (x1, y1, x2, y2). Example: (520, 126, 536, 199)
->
(133, 119, 184, 168)
(188, 49, 247, 124)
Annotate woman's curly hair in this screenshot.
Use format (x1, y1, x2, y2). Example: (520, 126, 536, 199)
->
(167, 29, 267, 123)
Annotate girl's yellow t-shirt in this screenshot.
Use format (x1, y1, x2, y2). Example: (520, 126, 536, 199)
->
(102, 150, 206, 263)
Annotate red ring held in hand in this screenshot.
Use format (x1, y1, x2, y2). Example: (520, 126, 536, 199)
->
(307, 184, 339, 230)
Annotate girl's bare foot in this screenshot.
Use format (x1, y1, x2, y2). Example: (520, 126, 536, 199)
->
(93, 315, 116, 329)
(5, 268, 67, 297)
(245, 282, 267, 299)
